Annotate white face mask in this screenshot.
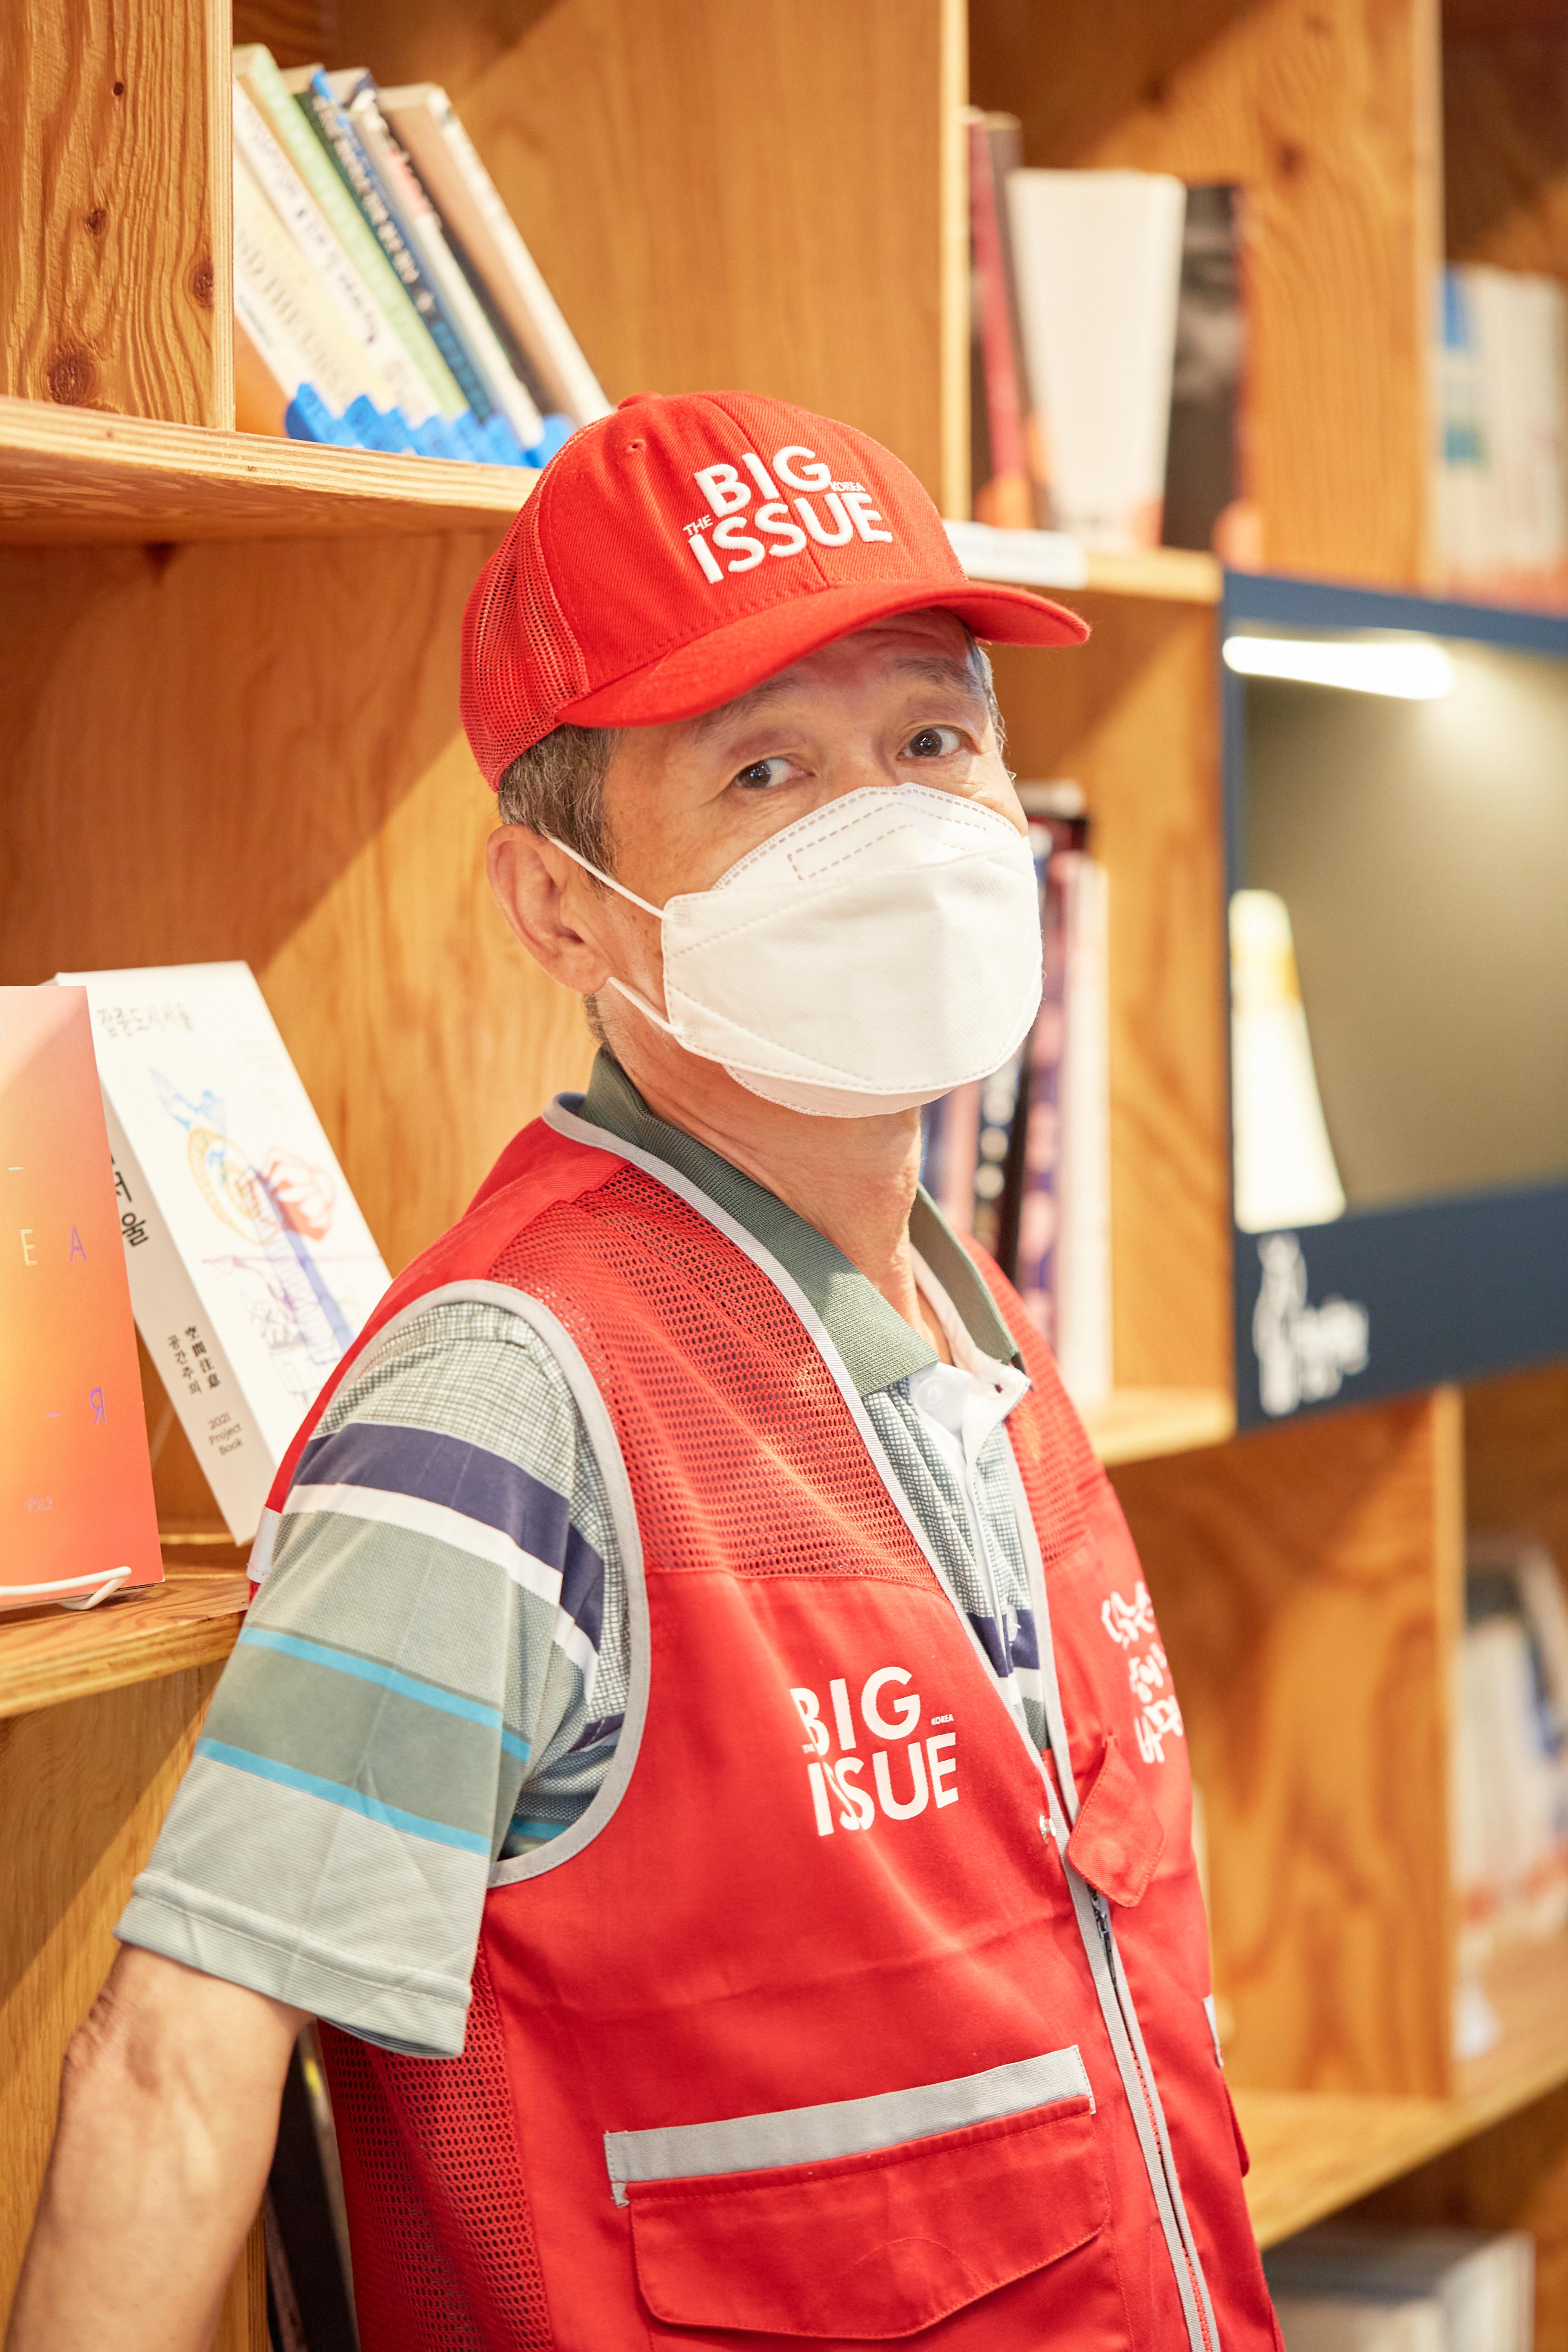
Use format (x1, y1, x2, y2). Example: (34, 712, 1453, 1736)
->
(549, 783, 1043, 1118)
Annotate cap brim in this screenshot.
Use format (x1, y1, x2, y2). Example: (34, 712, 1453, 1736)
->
(555, 578, 1089, 731)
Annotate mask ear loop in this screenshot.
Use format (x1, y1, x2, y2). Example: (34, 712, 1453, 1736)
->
(543, 833, 680, 1037)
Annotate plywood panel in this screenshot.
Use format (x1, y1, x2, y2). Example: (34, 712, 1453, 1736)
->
(0, 533, 595, 1276)
(1112, 1388, 1464, 2096)
(990, 597, 1230, 1393)
(1464, 1360, 1568, 1565)
(0, 1666, 258, 2340)
(1445, 24, 1568, 276)
(0, 0, 232, 428)
(971, 0, 1443, 585)
(235, 0, 964, 504)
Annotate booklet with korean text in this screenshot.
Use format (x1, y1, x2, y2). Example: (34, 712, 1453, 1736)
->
(2, 986, 163, 1610)
(55, 963, 392, 1544)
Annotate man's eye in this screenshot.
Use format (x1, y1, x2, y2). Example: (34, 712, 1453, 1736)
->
(732, 756, 796, 790)
(903, 726, 964, 759)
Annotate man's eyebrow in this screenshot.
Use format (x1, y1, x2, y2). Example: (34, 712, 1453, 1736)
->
(687, 651, 984, 744)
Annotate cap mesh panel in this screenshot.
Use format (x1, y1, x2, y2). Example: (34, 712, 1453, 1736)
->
(460, 495, 591, 784)
(320, 1948, 554, 2352)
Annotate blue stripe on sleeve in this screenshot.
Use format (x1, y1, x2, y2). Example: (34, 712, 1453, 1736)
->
(237, 1627, 530, 1756)
(292, 1421, 606, 1653)
(196, 1737, 493, 1855)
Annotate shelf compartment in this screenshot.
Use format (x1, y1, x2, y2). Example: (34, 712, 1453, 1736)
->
(0, 1562, 248, 1720)
(1238, 1933, 1568, 2247)
(1082, 1386, 1235, 1466)
(0, 399, 536, 546)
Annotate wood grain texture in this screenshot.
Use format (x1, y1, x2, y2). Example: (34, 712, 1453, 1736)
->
(0, 1665, 257, 2332)
(233, 0, 960, 500)
(0, 532, 595, 1275)
(1444, 22, 1568, 274)
(0, 397, 539, 546)
(0, 1573, 246, 1723)
(1112, 1388, 1464, 2096)
(0, 0, 232, 428)
(989, 597, 1231, 1393)
(971, 0, 1443, 585)
(1464, 1361, 1568, 1566)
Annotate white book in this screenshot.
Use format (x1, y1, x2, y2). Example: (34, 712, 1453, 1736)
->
(54, 964, 391, 1543)
(1433, 269, 1496, 590)
(380, 82, 610, 426)
(233, 145, 378, 419)
(233, 74, 440, 425)
(1006, 169, 1187, 549)
(332, 74, 545, 448)
(1230, 889, 1346, 1234)
(1055, 854, 1112, 1410)
(1266, 2225, 1533, 2352)
(1461, 265, 1568, 599)
(1272, 2299, 1444, 2352)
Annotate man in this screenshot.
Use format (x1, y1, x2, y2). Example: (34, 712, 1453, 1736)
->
(10, 393, 1278, 2351)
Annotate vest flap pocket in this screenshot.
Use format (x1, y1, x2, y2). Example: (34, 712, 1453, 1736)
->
(611, 2050, 1109, 2339)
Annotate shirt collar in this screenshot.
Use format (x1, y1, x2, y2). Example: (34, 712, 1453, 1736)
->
(568, 1051, 1020, 1396)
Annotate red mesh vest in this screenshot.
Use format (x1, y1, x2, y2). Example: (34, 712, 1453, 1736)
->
(259, 1113, 1280, 2352)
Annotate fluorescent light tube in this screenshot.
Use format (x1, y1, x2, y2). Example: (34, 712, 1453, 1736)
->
(1223, 634, 1454, 699)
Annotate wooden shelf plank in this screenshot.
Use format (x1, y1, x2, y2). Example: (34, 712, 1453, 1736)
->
(1084, 1387, 1236, 1466)
(1238, 1934, 1568, 2247)
(0, 1566, 247, 1720)
(0, 398, 535, 545)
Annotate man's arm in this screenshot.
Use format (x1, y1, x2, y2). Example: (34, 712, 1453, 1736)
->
(6, 1945, 305, 2352)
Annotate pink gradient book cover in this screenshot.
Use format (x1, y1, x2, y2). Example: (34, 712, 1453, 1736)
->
(1, 986, 163, 1609)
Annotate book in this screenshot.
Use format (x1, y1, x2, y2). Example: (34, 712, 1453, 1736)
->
(1264, 2224, 1533, 2352)
(1053, 841, 1112, 1409)
(1162, 185, 1260, 563)
(233, 143, 378, 433)
(1006, 168, 1187, 548)
(965, 109, 1034, 530)
(329, 70, 543, 457)
(234, 43, 469, 427)
(53, 964, 392, 1545)
(287, 66, 506, 457)
(1229, 888, 1347, 1234)
(1435, 265, 1568, 604)
(1, 987, 162, 1611)
(1455, 1535, 1568, 1973)
(378, 82, 609, 428)
(233, 71, 445, 437)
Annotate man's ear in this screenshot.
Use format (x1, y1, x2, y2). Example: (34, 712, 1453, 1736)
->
(486, 826, 616, 992)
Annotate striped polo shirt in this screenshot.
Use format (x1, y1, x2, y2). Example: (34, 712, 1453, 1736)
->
(117, 1054, 1047, 2057)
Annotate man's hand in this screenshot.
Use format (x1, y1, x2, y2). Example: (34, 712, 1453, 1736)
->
(6, 1946, 306, 2352)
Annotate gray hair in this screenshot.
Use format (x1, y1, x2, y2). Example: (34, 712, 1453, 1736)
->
(494, 626, 1005, 883)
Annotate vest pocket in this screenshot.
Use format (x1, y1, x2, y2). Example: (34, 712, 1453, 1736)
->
(609, 2049, 1114, 2339)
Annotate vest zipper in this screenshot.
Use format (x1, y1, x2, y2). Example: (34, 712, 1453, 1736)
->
(1092, 1891, 1215, 2352)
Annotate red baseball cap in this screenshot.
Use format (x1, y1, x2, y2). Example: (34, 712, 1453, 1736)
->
(460, 389, 1089, 786)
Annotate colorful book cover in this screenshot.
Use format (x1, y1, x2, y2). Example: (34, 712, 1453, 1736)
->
(0, 987, 162, 1609)
(55, 963, 392, 1543)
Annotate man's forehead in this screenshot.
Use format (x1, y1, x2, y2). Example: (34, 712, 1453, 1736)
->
(685, 615, 982, 740)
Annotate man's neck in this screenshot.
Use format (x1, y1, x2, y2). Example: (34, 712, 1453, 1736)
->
(598, 1023, 950, 1359)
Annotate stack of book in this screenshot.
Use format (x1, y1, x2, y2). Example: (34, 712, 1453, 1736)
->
(1434, 265, 1568, 606)
(232, 46, 610, 463)
(965, 120, 1257, 562)
(1454, 1532, 1568, 2047)
(1263, 2224, 1533, 2351)
(922, 783, 1112, 1409)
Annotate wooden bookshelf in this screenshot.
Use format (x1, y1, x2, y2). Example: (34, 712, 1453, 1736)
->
(5, 0, 1568, 2342)
(0, 1567, 247, 1723)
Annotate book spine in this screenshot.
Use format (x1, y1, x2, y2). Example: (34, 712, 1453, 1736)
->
(102, 1098, 274, 1545)
(1013, 821, 1069, 1346)
(418, 86, 610, 423)
(233, 75, 437, 426)
(1055, 855, 1113, 1410)
(232, 149, 365, 421)
(236, 45, 467, 421)
(341, 78, 541, 449)
(294, 71, 496, 429)
(966, 112, 1032, 530)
